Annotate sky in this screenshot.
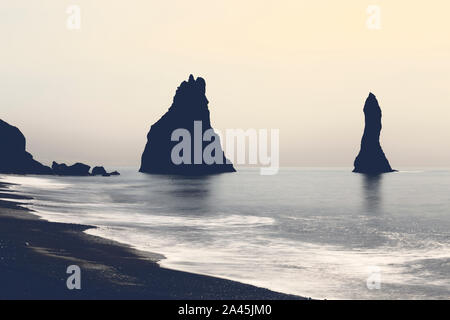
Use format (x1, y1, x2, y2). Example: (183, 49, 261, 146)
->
(0, 0, 449, 167)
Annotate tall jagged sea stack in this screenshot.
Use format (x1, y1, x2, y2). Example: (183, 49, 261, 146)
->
(140, 75, 235, 175)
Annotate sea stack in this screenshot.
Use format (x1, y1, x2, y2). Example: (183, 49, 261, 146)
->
(353, 93, 395, 174)
(140, 75, 235, 175)
(0, 119, 52, 174)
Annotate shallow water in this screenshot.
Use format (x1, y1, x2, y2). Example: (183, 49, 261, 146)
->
(1, 168, 449, 299)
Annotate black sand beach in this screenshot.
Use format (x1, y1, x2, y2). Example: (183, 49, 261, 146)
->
(0, 181, 302, 300)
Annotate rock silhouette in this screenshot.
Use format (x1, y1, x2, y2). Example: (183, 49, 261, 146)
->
(92, 166, 108, 176)
(92, 166, 120, 177)
(0, 119, 52, 174)
(0, 119, 119, 177)
(353, 93, 395, 174)
(140, 75, 235, 175)
(52, 163, 120, 177)
(52, 162, 91, 176)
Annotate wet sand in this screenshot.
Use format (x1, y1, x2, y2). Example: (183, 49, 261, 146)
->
(0, 182, 303, 300)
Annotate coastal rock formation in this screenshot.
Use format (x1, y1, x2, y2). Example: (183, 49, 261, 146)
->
(92, 166, 108, 176)
(52, 162, 91, 176)
(92, 166, 120, 177)
(52, 163, 120, 177)
(0, 119, 120, 177)
(0, 119, 52, 174)
(140, 75, 235, 175)
(353, 93, 395, 174)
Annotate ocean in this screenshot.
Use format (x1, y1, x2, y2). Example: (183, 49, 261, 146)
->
(1, 168, 449, 299)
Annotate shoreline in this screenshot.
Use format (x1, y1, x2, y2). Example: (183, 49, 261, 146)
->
(0, 181, 304, 300)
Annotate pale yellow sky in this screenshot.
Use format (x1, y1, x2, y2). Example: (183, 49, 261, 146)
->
(0, 1, 449, 167)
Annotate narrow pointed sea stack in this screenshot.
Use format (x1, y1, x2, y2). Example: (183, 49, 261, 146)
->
(353, 93, 395, 174)
(0, 119, 52, 174)
(140, 75, 235, 175)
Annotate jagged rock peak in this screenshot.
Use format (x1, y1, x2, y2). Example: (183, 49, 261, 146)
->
(172, 75, 208, 110)
(139, 75, 235, 175)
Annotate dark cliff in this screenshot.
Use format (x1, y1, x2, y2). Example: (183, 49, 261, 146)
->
(0, 119, 52, 174)
(353, 93, 395, 174)
(0, 119, 119, 176)
(140, 75, 235, 175)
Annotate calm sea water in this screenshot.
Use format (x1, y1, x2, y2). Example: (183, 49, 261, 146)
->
(1, 168, 449, 299)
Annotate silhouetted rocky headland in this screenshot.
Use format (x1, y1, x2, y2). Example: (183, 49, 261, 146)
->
(0, 119, 119, 177)
(140, 75, 235, 175)
(0, 119, 52, 174)
(353, 93, 395, 174)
